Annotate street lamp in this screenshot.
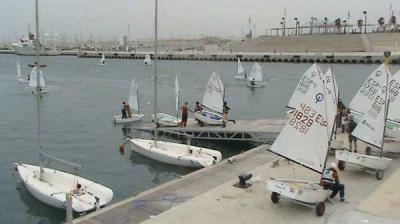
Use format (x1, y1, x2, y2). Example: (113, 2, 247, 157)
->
(294, 18, 298, 36)
(324, 17, 328, 34)
(363, 11, 367, 34)
(282, 17, 286, 36)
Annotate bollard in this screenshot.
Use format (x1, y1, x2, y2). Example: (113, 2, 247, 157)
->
(119, 144, 125, 154)
(66, 192, 73, 224)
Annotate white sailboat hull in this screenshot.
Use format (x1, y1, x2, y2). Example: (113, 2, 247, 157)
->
(152, 113, 180, 127)
(113, 114, 144, 124)
(129, 139, 222, 168)
(267, 178, 330, 204)
(247, 81, 266, 88)
(335, 150, 392, 171)
(14, 163, 113, 213)
(193, 111, 223, 125)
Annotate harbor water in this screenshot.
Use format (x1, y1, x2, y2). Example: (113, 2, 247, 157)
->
(0, 54, 396, 223)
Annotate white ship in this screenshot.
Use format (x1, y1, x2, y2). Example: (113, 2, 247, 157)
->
(12, 35, 61, 56)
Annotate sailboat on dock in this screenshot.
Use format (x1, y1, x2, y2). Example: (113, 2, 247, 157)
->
(14, 0, 113, 213)
(266, 63, 332, 216)
(152, 75, 181, 127)
(129, 0, 222, 168)
(193, 72, 225, 125)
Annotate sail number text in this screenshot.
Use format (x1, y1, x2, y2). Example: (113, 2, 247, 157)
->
(289, 103, 327, 134)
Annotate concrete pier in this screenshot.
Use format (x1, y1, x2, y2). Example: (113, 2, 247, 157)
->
(77, 50, 400, 64)
(74, 133, 400, 224)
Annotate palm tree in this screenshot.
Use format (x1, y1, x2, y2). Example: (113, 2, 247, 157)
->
(335, 18, 341, 33)
(378, 17, 385, 32)
(357, 19, 363, 33)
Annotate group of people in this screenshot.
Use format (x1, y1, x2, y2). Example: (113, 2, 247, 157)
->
(178, 101, 232, 127)
(121, 102, 132, 119)
(337, 99, 358, 152)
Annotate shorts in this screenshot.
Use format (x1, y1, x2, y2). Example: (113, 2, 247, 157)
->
(182, 114, 188, 122)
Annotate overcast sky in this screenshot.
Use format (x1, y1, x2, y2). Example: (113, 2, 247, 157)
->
(0, 0, 398, 41)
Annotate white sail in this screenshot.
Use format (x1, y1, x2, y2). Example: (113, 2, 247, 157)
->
(237, 58, 244, 75)
(248, 62, 263, 81)
(387, 70, 400, 122)
(349, 63, 388, 115)
(128, 78, 139, 112)
(287, 63, 322, 109)
(202, 72, 224, 113)
(28, 67, 46, 88)
(352, 66, 390, 148)
(324, 67, 339, 137)
(100, 53, 105, 65)
(175, 75, 180, 113)
(271, 66, 329, 173)
(144, 54, 152, 64)
(17, 61, 22, 79)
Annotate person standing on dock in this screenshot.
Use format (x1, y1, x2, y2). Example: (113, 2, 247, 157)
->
(121, 102, 128, 119)
(180, 102, 189, 127)
(222, 101, 230, 127)
(347, 115, 358, 153)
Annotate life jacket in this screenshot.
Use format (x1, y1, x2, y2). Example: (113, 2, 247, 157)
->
(321, 169, 335, 185)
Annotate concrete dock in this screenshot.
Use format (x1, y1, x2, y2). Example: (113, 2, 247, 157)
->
(136, 119, 286, 143)
(74, 133, 400, 224)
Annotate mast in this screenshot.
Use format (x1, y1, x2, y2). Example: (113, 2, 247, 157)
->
(35, 0, 44, 179)
(320, 65, 331, 178)
(381, 51, 391, 158)
(153, 0, 158, 142)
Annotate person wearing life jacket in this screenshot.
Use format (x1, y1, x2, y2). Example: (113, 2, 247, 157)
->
(321, 162, 345, 202)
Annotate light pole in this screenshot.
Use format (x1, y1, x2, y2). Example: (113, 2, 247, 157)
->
(294, 18, 298, 36)
(324, 17, 328, 34)
(280, 21, 284, 36)
(282, 17, 286, 36)
(363, 11, 367, 34)
(343, 20, 347, 34)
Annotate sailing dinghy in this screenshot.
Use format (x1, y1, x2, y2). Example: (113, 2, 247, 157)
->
(152, 75, 181, 127)
(29, 66, 48, 93)
(193, 72, 225, 125)
(336, 56, 393, 179)
(247, 62, 266, 88)
(15, 0, 113, 213)
(99, 53, 105, 66)
(17, 61, 29, 83)
(267, 63, 332, 216)
(234, 58, 246, 80)
(113, 78, 144, 124)
(144, 54, 152, 65)
(130, 0, 222, 168)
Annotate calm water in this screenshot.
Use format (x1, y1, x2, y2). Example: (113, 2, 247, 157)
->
(0, 54, 397, 223)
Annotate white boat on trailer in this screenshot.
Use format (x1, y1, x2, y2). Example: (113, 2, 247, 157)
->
(130, 0, 222, 168)
(233, 58, 246, 80)
(15, 0, 113, 214)
(193, 72, 225, 126)
(152, 75, 181, 127)
(336, 53, 393, 179)
(247, 62, 266, 88)
(267, 63, 332, 216)
(113, 78, 144, 124)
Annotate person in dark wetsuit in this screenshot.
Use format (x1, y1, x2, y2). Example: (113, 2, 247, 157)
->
(180, 102, 189, 127)
(121, 102, 128, 119)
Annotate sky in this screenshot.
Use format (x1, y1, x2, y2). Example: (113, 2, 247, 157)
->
(0, 0, 398, 42)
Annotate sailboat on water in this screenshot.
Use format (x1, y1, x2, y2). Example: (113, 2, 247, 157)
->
(129, 0, 222, 168)
(193, 72, 225, 125)
(233, 58, 246, 80)
(247, 62, 266, 88)
(99, 53, 106, 66)
(113, 78, 144, 124)
(17, 61, 29, 83)
(144, 54, 152, 65)
(14, 0, 113, 213)
(152, 75, 181, 127)
(266, 63, 332, 216)
(28, 64, 48, 94)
